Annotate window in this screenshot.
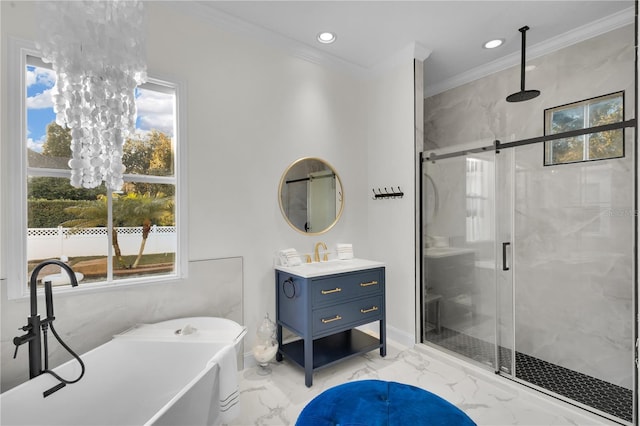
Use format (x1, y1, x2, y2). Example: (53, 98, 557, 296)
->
(6, 38, 186, 299)
(544, 92, 624, 165)
(466, 157, 494, 242)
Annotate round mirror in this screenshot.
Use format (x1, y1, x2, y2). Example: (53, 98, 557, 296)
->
(278, 157, 344, 235)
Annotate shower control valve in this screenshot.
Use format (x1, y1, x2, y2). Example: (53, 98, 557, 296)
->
(12, 327, 35, 359)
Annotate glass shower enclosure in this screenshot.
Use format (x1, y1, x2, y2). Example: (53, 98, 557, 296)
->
(421, 128, 636, 423)
(421, 11, 637, 422)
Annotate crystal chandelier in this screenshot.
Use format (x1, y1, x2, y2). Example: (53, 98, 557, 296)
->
(37, 0, 147, 190)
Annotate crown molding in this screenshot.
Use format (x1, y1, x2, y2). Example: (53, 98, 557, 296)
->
(174, 2, 430, 79)
(175, 1, 368, 76)
(413, 42, 432, 62)
(367, 41, 433, 79)
(169, 2, 632, 94)
(425, 6, 635, 98)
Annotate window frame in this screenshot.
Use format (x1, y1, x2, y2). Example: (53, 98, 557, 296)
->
(4, 37, 188, 300)
(543, 91, 625, 166)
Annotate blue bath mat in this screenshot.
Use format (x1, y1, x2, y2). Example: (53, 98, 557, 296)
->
(296, 380, 476, 426)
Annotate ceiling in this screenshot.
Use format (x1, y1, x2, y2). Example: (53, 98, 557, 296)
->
(194, 1, 635, 96)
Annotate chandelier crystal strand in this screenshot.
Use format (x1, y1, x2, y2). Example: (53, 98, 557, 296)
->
(37, 0, 147, 190)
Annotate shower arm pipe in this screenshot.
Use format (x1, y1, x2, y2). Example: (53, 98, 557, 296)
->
(518, 26, 527, 92)
(422, 118, 636, 162)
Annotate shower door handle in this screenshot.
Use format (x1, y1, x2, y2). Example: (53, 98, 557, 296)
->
(502, 242, 510, 271)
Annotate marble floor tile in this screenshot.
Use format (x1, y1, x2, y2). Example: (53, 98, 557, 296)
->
(231, 340, 623, 426)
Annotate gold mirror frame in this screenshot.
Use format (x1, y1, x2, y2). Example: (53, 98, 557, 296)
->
(278, 157, 344, 235)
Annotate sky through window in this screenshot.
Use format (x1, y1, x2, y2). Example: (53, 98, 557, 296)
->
(26, 64, 175, 154)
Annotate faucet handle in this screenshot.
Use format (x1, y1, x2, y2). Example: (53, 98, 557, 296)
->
(12, 333, 30, 359)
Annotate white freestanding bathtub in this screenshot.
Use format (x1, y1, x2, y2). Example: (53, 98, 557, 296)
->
(0, 317, 247, 426)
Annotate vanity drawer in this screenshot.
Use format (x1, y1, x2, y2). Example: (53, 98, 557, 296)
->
(311, 269, 383, 307)
(312, 295, 382, 335)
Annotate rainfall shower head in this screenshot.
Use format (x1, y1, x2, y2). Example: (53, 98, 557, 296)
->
(506, 26, 540, 103)
(506, 89, 540, 103)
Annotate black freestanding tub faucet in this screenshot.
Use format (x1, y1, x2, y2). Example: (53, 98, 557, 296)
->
(13, 259, 84, 397)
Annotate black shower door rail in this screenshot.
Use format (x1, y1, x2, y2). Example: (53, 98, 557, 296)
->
(423, 118, 636, 163)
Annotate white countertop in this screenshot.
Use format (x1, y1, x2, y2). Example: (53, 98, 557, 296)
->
(275, 258, 385, 278)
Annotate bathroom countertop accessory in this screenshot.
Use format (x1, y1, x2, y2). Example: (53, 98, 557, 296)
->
(278, 248, 302, 267)
(336, 243, 353, 260)
(314, 241, 328, 262)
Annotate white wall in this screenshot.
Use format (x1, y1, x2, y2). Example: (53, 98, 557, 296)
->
(366, 60, 418, 345)
(1, 2, 419, 390)
(145, 2, 372, 345)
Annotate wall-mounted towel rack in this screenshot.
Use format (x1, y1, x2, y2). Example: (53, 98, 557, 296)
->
(372, 187, 404, 200)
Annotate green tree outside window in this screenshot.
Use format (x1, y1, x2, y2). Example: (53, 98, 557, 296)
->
(545, 93, 624, 165)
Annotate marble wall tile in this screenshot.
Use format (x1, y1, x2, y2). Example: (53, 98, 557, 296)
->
(423, 24, 635, 388)
(0, 257, 243, 391)
(425, 25, 635, 150)
(512, 143, 634, 388)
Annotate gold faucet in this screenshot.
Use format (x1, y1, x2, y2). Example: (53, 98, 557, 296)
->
(314, 242, 328, 262)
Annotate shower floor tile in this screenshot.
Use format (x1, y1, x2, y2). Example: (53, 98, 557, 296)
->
(425, 327, 633, 423)
(515, 352, 632, 423)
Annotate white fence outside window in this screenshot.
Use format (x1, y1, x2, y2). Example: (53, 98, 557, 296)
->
(28, 226, 176, 259)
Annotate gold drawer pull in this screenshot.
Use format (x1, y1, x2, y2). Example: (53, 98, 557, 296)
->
(321, 287, 342, 295)
(360, 306, 379, 314)
(321, 315, 342, 324)
(360, 280, 378, 287)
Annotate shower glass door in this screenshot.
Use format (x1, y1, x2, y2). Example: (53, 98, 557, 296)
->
(498, 134, 636, 423)
(422, 130, 635, 423)
(422, 151, 500, 370)
(494, 149, 514, 376)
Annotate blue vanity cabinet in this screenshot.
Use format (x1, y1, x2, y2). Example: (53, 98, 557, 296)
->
(275, 266, 386, 387)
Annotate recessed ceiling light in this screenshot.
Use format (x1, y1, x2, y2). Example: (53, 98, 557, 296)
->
(483, 39, 504, 49)
(317, 31, 336, 44)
